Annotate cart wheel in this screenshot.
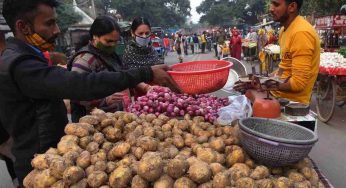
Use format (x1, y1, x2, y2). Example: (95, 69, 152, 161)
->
(316, 76, 336, 123)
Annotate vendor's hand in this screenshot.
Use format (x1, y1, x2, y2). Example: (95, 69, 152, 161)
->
(106, 93, 123, 105)
(151, 65, 182, 93)
(262, 80, 280, 91)
(234, 81, 252, 93)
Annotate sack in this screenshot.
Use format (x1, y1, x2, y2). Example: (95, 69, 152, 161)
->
(217, 95, 252, 125)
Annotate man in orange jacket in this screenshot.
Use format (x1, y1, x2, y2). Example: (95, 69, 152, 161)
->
(235, 0, 320, 105)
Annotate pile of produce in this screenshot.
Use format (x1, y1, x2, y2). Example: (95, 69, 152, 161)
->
(264, 44, 280, 54)
(128, 87, 229, 123)
(24, 109, 326, 188)
(320, 52, 346, 68)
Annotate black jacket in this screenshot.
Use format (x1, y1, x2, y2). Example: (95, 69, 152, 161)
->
(0, 37, 153, 184)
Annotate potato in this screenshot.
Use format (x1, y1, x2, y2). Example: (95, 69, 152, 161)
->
(63, 151, 79, 164)
(114, 111, 126, 119)
(209, 138, 225, 153)
(79, 123, 96, 134)
(224, 137, 236, 146)
(154, 174, 174, 188)
(158, 114, 170, 123)
(87, 171, 108, 187)
(256, 179, 274, 188)
(86, 142, 99, 154)
(293, 158, 312, 170)
(212, 172, 231, 188)
(131, 175, 148, 188)
(137, 136, 159, 151)
(163, 131, 173, 139)
(131, 161, 139, 175)
(101, 118, 114, 128)
(132, 147, 145, 160)
(126, 133, 137, 146)
(230, 163, 251, 181)
(309, 169, 319, 186)
(162, 124, 172, 132)
(85, 165, 95, 176)
(57, 140, 83, 154)
(94, 160, 107, 171)
(191, 144, 203, 154)
(152, 119, 164, 127)
(166, 158, 189, 179)
(188, 162, 211, 184)
(103, 127, 122, 142)
(183, 114, 191, 121)
(226, 149, 245, 167)
(186, 156, 201, 166)
(196, 148, 217, 164)
(294, 181, 312, 188)
(245, 159, 255, 169)
(31, 154, 61, 170)
(70, 178, 88, 188)
(50, 180, 65, 188)
(156, 131, 165, 141)
(235, 177, 257, 188)
(162, 146, 179, 159)
(33, 169, 58, 188)
(49, 159, 68, 179)
(198, 182, 213, 188)
(271, 167, 283, 175)
(172, 127, 183, 136)
(288, 171, 306, 183)
(193, 116, 204, 123)
(274, 177, 292, 188)
(79, 115, 100, 125)
(63, 166, 85, 185)
(184, 136, 195, 147)
(90, 150, 107, 165)
(138, 152, 163, 182)
(179, 148, 192, 157)
(145, 114, 157, 123)
(91, 108, 108, 121)
(124, 122, 138, 134)
(210, 163, 226, 176)
(196, 136, 209, 144)
(93, 132, 105, 144)
(109, 166, 132, 188)
(45, 148, 59, 155)
(110, 142, 131, 158)
(174, 177, 197, 188)
(65, 123, 90, 137)
(106, 161, 117, 174)
(114, 119, 125, 129)
(215, 153, 225, 164)
(299, 167, 312, 179)
(23, 169, 39, 188)
(79, 136, 93, 149)
(173, 135, 185, 149)
(250, 165, 270, 180)
(123, 113, 136, 124)
(143, 127, 156, 137)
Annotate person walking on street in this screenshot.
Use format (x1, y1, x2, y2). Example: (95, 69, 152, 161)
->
(0, 0, 181, 185)
(217, 29, 226, 58)
(182, 35, 188, 56)
(212, 30, 218, 58)
(175, 33, 183, 63)
(201, 31, 207, 53)
(188, 35, 194, 54)
(193, 33, 199, 54)
(163, 34, 170, 56)
(230, 29, 242, 60)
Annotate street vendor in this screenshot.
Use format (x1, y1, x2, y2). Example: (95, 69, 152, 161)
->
(0, 0, 181, 185)
(235, 0, 320, 105)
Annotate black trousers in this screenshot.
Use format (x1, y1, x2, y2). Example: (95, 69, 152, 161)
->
(201, 43, 206, 53)
(213, 44, 218, 57)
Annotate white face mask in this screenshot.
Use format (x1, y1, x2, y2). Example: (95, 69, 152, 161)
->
(135, 35, 151, 47)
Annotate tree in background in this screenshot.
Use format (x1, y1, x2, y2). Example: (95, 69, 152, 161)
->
(93, 0, 191, 28)
(56, 0, 82, 32)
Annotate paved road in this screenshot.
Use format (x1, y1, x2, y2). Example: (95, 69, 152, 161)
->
(165, 49, 346, 188)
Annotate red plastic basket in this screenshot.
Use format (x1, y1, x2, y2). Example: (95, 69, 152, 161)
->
(167, 60, 233, 94)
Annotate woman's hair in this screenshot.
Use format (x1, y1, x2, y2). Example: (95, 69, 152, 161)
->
(89, 16, 121, 38)
(130, 17, 151, 33)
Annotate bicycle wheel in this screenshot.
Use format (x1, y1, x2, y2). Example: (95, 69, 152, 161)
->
(316, 76, 336, 123)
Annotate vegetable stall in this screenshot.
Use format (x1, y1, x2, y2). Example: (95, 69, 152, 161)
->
(22, 60, 334, 188)
(316, 52, 346, 122)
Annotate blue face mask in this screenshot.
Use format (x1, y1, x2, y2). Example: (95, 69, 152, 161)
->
(135, 35, 151, 47)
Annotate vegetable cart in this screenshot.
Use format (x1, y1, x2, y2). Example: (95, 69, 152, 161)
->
(316, 67, 346, 122)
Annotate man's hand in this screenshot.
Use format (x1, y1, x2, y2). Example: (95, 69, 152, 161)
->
(151, 65, 182, 93)
(106, 93, 123, 105)
(233, 81, 253, 93)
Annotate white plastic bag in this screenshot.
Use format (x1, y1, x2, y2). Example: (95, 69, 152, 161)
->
(217, 95, 252, 125)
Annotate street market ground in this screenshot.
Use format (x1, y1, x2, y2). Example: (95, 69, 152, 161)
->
(165, 49, 346, 188)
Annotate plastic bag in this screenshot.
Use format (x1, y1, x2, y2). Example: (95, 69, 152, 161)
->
(217, 95, 252, 125)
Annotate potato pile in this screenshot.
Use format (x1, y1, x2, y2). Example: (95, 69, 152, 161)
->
(24, 109, 325, 188)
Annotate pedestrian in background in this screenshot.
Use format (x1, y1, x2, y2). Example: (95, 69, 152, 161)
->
(175, 33, 183, 63)
(230, 29, 242, 60)
(193, 33, 199, 54)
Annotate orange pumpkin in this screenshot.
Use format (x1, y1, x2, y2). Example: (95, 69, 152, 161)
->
(253, 98, 281, 118)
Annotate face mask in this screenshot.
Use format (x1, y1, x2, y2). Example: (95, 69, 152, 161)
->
(26, 33, 55, 51)
(96, 42, 116, 54)
(135, 35, 151, 47)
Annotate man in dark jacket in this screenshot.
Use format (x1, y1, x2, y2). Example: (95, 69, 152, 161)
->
(0, 0, 180, 185)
